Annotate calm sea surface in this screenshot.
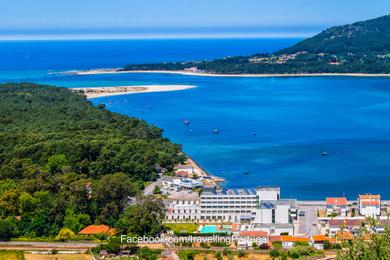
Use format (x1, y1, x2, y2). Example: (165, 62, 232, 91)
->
(1, 38, 390, 199)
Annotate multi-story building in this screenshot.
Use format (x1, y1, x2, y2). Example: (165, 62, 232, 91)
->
(326, 197, 348, 216)
(358, 194, 381, 218)
(199, 186, 258, 222)
(165, 193, 200, 222)
(165, 186, 296, 235)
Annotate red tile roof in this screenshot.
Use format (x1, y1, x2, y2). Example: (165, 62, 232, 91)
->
(329, 219, 361, 227)
(312, 235, 327, 242)
(361, 200, 380, 205)
(359, 194, 380, 200)
(326, 197, 347, 206)
(280, 236, 310, 242)
(269, 235, 281, 242)
(79, 224, 113, 235)
(239, 231, 268, 237)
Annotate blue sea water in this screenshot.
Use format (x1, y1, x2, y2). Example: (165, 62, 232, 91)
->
(1, 38, 390, 199)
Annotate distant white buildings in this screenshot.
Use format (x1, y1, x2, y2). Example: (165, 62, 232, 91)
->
(358, 194, 381, 218)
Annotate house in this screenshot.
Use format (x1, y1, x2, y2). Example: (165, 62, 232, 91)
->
(280, 236, 310, 248)
(358, 194, 381, 218)
(328, 219, 362, 236)
(237, 231, 268, 249)
(79, 224, 116, 236)
(311, 235, 327, 250)
(326, 197, 348, 216)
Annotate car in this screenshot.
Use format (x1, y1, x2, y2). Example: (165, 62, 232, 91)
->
(298, 210, 306, 217)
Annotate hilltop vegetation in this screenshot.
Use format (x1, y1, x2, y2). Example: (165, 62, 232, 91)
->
(0, 83, 183, 239)
(123, 15, 390, 74)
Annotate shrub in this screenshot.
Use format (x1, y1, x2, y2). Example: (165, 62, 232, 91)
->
(269, 249, 280, 258)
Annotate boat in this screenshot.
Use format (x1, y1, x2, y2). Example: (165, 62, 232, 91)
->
(184, 120, 190, 125)
(213, 129, 220, 134)
(322, 152, 328, 156)
(244, 172, 250, 175)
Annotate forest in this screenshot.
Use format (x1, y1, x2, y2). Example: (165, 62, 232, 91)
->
(0, 83, 184, 239)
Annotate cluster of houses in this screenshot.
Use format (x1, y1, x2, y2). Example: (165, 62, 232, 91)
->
(325, 194, 381, 218)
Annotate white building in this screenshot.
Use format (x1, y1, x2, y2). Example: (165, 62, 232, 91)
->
(199, 187, 258, 222)
(358, 194, 381, 218)
(236, 231, 268, 249)
(165, 193, 200, 222)
(162, 176, 202, 191)
(165, 186, 296, 232)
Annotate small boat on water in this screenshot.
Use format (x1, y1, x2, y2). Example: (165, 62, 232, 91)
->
(322, 152, 328, 156)
(244, 172, 250, 175)
(213, 129, 220, 134)
(184, 120, 190, 125)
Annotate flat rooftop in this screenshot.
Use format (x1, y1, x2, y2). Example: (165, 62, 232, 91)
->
(201, 188, 256, 196)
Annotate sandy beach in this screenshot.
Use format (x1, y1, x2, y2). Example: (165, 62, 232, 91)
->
(63, 68, 390, 78)
(71, 85, 196, 98)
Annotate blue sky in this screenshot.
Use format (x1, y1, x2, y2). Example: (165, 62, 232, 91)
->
(0, 0, 389, 39)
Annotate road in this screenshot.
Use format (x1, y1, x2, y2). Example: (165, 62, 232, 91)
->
(296, 205, 321, 236)
(144, 179, 162, 195)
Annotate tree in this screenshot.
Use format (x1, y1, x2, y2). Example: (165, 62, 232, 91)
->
(45, 154, 68, 175)
(93, 173, 138, 223)
(55, 227, 75, 241)
(63, 208, 91, 233)
(336, 227, 390, 259)
(116, 195, 165, 236)
(0, 219, 15, 241)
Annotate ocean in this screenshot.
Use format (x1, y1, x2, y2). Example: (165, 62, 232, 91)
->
(1, 38, 390, 199)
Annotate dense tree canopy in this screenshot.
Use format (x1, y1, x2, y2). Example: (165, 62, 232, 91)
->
(0, 83, 183, 238)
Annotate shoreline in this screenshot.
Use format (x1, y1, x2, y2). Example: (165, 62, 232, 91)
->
(62, 68, 390, 78)
(71, 85, 196, 98)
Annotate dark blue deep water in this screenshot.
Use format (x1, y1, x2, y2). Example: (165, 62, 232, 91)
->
(1, 38, 390, 199)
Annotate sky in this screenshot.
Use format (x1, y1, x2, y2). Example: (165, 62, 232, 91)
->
(0, 0, 389, 39)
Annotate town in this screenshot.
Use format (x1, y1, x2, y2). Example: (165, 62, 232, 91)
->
(153, 161, 390, 252)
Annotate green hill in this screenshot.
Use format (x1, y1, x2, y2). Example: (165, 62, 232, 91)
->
(123, 14, 390, 74)
(280, 14, 390, 55)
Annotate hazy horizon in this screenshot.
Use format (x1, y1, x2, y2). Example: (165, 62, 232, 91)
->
(1, 0, 389, 40)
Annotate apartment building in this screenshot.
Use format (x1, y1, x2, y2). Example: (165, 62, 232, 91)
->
(358, 194, 381, 218)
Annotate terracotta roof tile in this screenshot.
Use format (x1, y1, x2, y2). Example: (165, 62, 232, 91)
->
(79, 224, 111, 235)
(326, 197, 347, 206)
(239, 231, 268, 237)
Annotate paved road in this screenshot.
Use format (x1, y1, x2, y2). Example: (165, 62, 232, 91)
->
(297, 205, 321, 236)
(144, 179, 162, 195)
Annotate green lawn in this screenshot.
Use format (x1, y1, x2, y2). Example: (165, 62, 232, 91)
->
(0, 250, 25, 260)
(164, 223, 198, 233)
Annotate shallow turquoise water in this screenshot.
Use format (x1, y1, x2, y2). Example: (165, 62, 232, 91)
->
(1, 39, 390, 199)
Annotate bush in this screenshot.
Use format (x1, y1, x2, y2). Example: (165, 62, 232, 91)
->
(0, 219, 16, 241)
(222, 247, 232, 256)
(269, 249, 280, 258)
(237, 250, 246, 257)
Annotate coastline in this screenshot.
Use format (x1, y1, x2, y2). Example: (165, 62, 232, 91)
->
(63, 68, 390, 78)
(71, 85, 196, 99)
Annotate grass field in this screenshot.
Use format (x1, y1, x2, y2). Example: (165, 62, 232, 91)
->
(24, 254, 92, 260)
(0, 250, 25, 260)
(164, 223, 199, 233)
